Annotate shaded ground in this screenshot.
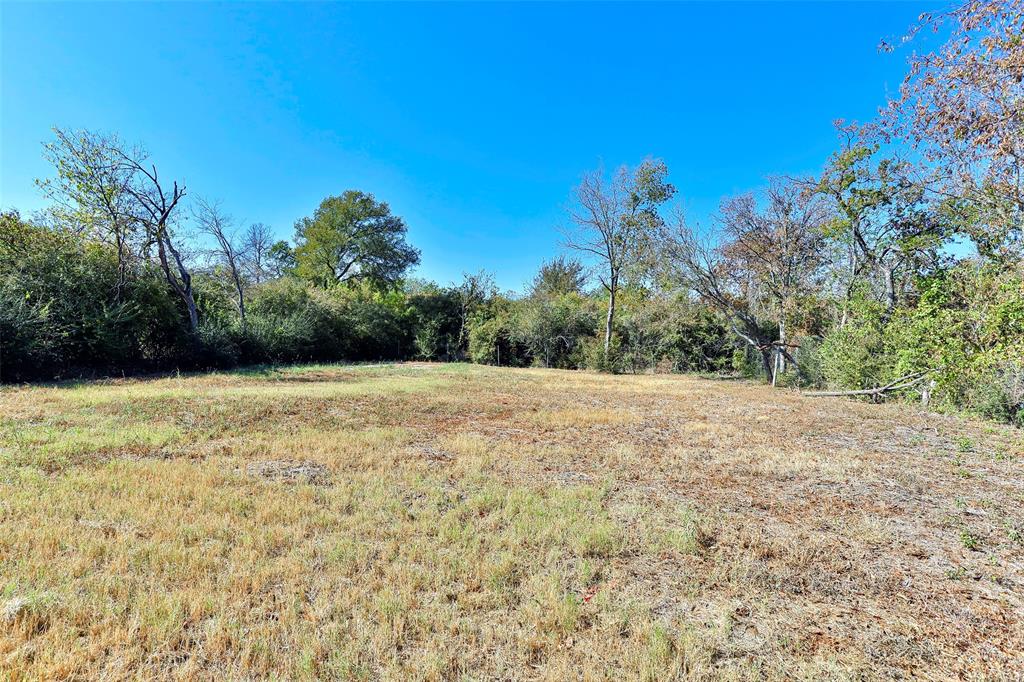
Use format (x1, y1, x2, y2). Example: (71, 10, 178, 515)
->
(1, 363, 1022, 679)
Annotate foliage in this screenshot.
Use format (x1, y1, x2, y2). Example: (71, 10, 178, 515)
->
(0, 211, 188, 381)
(565, 159, 676, 357)
(467, 297, 529, 367)
(879, 0, 1024, 261)
(406, 281, 462, 360)
(292, 191, 420, 288)
(887, 263, 1024, 424)
(817, 291, 891, 391)
(531, 256, 587, 297)
(511, 293, 598, 370)
(815, 263, 1024, 424)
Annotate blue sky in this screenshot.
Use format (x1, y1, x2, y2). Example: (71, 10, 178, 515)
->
(1, 1, 933, 291)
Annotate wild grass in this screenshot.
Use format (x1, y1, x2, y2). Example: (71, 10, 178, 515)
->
(1, 363, 1022, 679)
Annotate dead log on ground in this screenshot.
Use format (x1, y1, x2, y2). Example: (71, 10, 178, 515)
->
(802, 369, 936, 399)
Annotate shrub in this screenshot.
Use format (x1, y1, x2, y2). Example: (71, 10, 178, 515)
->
(195, 320, 243, 369)
(468, 307, 529, 367)
(818, 292, 891, 390)
(246, 279, 348, 362)
(0, 280, 58, 382)
(512, 293, 597, 369)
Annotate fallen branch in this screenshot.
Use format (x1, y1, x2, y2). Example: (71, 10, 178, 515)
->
(802, 369, 936, 398)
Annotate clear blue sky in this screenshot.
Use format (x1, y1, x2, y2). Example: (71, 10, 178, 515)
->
(1, 1, 933, 292)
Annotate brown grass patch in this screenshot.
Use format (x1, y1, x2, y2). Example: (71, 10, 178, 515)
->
(1, 363, 1022, 679)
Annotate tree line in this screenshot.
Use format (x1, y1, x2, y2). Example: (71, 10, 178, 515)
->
(2, 1, 1022, 425)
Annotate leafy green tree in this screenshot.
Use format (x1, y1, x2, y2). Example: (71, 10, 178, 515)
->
(293, 191, 419, 289)
(267, 240, 296, 278)
(813, 137, 947, 320)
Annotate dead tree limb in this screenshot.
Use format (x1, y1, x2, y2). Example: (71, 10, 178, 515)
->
(802, 369, 936, 398)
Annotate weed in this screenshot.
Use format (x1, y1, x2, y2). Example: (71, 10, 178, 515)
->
(960, 529, 982, 551)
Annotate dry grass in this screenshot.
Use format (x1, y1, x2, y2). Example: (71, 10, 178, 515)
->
(1, 363, 1022, 680)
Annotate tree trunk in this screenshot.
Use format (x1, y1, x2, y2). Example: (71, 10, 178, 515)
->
(604, 285, 616, 359)
(839, 239, 857, 329)
(114, 230, 128, 302)
(883, 264, 897, 313)
(185, 294, 199, 335)
(773, 317, 786, 386)
(761, 348, 775, 384)
(157, 234, 199, 336)
(233, 273, 246, 328)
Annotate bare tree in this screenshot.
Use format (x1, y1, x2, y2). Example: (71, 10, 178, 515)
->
(659, 186, 827, 385)
(242, 222, 274, 285)
(662, 214, 769, 380)
(195, 198, 247, 326)
(116, 147, 195, 333)
(564, 159, 675, 359)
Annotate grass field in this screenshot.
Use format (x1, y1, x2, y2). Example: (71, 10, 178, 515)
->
(1, 363, 1023, 680)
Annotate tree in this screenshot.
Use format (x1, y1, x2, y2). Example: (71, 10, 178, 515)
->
(242, 222, 275, 285)
(293, 191, 420, 289)
(454, 271, 496, 357)
(812, 135, 947, 321)
(37, 129, 140, 298)
(718, 179, 830, 381)
(661, 208, 798, 384)
(38, 128, 197, 334)
(267, 240, 295, 278)
(565, 159, 675, 359)
(877, 0, 1024, 261)
(195, 197, 247, 326)
(531, 256, 586, 298)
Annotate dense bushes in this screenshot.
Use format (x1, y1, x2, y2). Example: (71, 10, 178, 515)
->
(896, 265, 1022, 424)
(801, 263, 1024, 425)
(0, 209, 741, 381)
(4, 205, 1023, 427)
(0, 213, 189, 381)
(0, 213, 410, 379)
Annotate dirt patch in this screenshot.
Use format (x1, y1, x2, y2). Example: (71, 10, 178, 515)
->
(408, 444, 454, 463)
(244, 460, 330, 485)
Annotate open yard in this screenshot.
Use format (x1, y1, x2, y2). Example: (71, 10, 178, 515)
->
(1, 363, 1022, 680)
